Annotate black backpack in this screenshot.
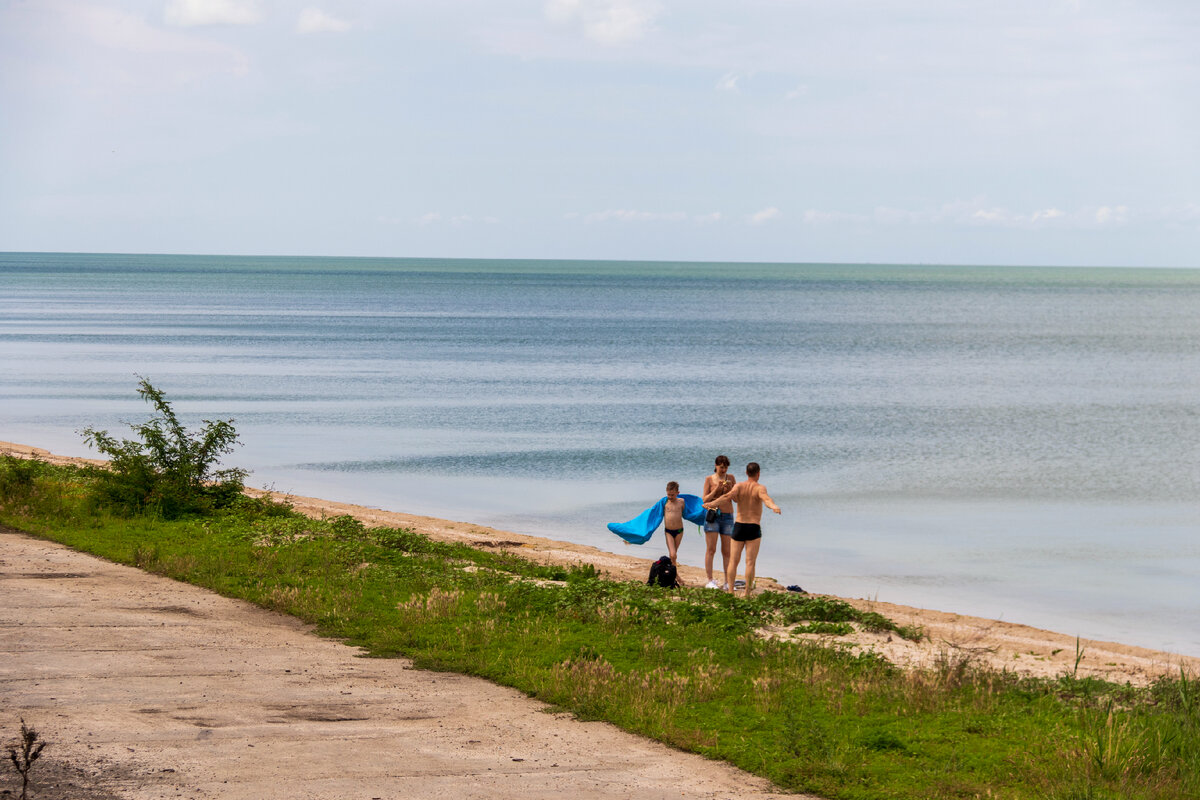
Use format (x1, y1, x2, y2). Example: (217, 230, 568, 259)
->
(648, 555, 679, 589)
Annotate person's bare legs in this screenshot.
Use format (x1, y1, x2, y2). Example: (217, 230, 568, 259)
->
(725, 539, 745, 594)
(719, 533, 731, 586)
(704, 530, 719, 581)
(705, 530, 732, 586)
(666, 532, 682, 568)
(741, 538, 761, 598)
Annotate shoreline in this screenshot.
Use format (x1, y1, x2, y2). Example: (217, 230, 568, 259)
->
(5, 439, 1197, 686)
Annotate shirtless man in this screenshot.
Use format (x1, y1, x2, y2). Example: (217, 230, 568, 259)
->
(701, 455, 736, 589)
(703, 462, 781, 597)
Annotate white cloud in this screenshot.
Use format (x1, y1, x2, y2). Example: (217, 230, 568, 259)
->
(1093, 205, 1129, 225)
(970, 208, 1007, 224)
(803, 209, 866, 225)
(875, 206, 931, 225)
(793, 201, 1139, 230)
(544, 0, 660, 46)
(1150, 204, 1200, 229)
(1176, 203, 1200, 221)
(56, 5, 252, 82)
(568, 209, 725, 224)
(1167, 203, 1200, 224)
(297, 8, 351, 35)
(164, 0, 262, 27)
(414, 213, 499, 226)
(955, 203, 1130, 228)
(748, 207, 781, 225)
(1031, 208, 1065, 223)
(715, 72, 740, 92)
(583, 209, 688, 223)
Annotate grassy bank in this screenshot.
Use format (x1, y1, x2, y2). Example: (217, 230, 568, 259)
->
(2, 456, 1198, 800)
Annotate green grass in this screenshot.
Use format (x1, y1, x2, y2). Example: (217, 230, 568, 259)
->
(3, 457, 1198, 800)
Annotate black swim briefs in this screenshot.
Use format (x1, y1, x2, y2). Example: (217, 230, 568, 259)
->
(665, 527, 684, 536)
(732, 522, 762, 542)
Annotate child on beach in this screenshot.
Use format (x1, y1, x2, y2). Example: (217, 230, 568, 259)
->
(663, 481, 685, 574)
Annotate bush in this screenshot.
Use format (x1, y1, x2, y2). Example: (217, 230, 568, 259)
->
(80, 378, 248, 518)
(0, 454, 44, 498)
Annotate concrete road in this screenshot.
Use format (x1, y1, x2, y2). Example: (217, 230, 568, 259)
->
(0, 530, 807, 800)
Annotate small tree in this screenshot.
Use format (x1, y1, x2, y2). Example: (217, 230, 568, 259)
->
(81, 378, 248, 517)
(6, 718, 46, 800)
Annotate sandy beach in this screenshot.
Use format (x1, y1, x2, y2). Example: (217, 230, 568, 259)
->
(4, 439, 1199, 798)
(240, 489, 1199, 687)
(4, 439, 1196, 688)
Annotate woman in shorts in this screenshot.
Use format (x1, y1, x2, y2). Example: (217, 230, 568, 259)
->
(701, 455, 736, 589)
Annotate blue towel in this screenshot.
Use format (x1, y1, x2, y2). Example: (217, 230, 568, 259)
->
(607, 494, 708, 545)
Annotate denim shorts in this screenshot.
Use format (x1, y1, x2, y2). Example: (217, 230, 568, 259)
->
(704, 511, 734, 536)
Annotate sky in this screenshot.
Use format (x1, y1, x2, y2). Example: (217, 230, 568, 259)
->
(2, 0, 1199, 266)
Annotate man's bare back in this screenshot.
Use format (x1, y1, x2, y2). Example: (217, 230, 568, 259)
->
(725, 480, 775, 524)
(709, 477, 780, 523)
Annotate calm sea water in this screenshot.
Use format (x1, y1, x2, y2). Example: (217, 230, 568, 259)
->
(3, 252, 1198, 656)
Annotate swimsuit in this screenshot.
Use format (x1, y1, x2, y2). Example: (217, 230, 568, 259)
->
(732, 522, 762, 542)
(665, 527, 683, 536)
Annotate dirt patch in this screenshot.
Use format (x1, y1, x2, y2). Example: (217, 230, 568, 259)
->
(1, 755, 148, 800)
(139, 605, 206, 617)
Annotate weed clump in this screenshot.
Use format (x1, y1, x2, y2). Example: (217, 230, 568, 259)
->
(0, 455, 43, 498)
(6, 718, 47, 800)
(80, 378, 247, 518)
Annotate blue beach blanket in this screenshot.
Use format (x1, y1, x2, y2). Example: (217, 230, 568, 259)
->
(607, 494, 708, 545)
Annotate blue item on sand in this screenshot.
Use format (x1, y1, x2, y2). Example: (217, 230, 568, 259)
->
(607, 494, 708, 545)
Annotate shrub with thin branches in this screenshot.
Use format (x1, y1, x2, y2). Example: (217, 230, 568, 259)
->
(6, 718, 47, 800)
(81, 378, 247, 518)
